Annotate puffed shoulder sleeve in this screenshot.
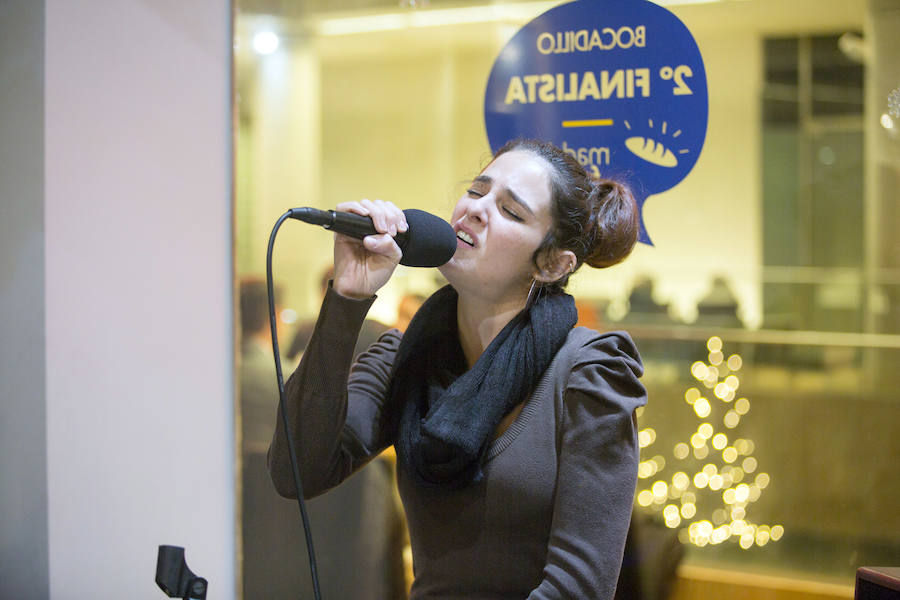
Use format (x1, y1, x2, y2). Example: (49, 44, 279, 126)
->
(529, 330, 647, 600)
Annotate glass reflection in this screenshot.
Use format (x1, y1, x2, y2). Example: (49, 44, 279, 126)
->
(235, 0, 900, 592)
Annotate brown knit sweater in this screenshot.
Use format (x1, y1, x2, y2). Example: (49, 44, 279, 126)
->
(269, 286, 647, 599)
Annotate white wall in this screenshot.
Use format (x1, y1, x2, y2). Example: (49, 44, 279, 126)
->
(43, 1, 234, 597)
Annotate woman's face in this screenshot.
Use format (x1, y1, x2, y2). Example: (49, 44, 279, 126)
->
(439, 149, 556, 303)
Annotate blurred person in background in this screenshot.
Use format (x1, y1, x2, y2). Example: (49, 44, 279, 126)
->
(393, 293, 426, 333)
(286, 266, 389, 364)
(240, 277, 406, 599)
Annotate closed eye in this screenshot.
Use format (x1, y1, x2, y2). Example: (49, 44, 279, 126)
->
(503, 206, 524, 222)
(467, 188, 484, 198)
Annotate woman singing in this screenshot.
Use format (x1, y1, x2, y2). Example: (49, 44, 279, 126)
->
(269, 138, 647, 599)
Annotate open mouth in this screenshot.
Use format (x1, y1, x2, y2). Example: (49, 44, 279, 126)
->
(456, 230, 475, 247)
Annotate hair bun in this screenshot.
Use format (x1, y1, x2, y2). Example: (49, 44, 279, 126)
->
(583, 178, 640, 269)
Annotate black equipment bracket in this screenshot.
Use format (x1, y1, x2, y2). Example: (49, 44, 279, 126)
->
(155, 545, 208, 600)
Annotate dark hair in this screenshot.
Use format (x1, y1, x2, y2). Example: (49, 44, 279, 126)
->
(494, 138, 639, 292)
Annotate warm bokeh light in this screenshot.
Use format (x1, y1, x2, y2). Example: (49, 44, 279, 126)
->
(722, 446, 738, 463)
(712, 526, 732, 544)
(652, 481, 669, 503)
(748, 484, 762, 502)
(711, 433, 728, 449)
(638, 428, 656, 448)
(693, 397, 712, 418)
(724, 409, 740, 428)
(704, 367, 719, 388)
(691, 361, 708, 380)
(664, 504, 681, 525)
(685, 387, 701, 404)
(714, 382, 730, 399)
(638, 461, 655, 479)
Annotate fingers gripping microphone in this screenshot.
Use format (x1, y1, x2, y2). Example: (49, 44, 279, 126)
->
(289, 207, 457, 267)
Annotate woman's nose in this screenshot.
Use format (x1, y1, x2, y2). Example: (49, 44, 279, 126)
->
(466, 195, 489, 224)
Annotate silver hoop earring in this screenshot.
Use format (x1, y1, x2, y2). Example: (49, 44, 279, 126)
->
(526, 278, 541, 308)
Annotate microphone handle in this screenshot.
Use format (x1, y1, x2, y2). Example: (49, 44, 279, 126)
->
(289, 207, 410, 248)
(329, 211, 410, 248)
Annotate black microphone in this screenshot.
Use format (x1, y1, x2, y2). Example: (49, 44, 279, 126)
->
(289, 207, 457, 268)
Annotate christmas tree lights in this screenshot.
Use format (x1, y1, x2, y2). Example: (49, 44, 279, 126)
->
(636, 336, 784, 549)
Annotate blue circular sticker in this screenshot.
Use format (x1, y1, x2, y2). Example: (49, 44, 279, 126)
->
(484, 0, 708, 245)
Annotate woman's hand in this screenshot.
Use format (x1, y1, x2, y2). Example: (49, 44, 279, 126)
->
(332, 199, 408, 299)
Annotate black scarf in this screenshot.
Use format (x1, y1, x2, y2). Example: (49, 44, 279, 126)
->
(389, 285, 578, 489)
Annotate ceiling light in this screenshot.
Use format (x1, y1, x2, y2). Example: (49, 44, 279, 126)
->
(252, 31, 280, 54)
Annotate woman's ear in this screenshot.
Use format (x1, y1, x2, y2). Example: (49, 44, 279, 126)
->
(534, 249, 577, 284)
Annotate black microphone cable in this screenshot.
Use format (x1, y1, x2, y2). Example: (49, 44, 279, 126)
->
(266, 210, 322, 600)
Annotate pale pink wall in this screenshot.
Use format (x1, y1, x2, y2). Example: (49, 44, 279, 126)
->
(44, 1, 235, 596)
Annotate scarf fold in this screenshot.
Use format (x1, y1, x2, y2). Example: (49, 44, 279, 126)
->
(389, 285, 578, 489)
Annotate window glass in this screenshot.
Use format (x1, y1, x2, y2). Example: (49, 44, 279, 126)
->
(235, 0, 900, 596)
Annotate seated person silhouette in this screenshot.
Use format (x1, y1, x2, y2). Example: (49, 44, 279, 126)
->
(695, 275, 743, 329)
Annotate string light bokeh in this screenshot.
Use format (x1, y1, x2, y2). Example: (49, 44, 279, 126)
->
(635, 337, 784, 549)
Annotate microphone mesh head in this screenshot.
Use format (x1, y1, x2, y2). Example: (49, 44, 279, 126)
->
(400, 209, 457, 267)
